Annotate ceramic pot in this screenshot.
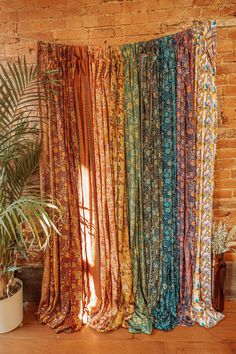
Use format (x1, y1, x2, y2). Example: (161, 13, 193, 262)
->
(0, 278, 23, 334)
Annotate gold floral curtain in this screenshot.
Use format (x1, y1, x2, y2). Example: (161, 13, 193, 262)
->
(38, 43, 133, 333)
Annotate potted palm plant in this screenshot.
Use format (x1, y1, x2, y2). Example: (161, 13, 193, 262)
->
(0, 58, 59, 333)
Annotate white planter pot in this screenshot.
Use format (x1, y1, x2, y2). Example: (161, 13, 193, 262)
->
(0, 278, 23, 334)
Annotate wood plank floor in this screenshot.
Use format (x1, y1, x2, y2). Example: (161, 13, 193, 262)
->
(1, 301, 236, 354)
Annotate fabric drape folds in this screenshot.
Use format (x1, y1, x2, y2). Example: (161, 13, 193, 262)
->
(88, 47, 134, 332)
(139, 40, 163, 330)
(151, 35, 179, 331)
(190, 21, 224, 327)
(38, 43, 84, 332)
(122, 44, 152, 334)
(74, 47, 101, 321)
(38, 20, 223, 335)
(174, 29, 196, 326)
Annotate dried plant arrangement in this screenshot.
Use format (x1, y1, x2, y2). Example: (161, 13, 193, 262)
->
(212, 222, 236, 255)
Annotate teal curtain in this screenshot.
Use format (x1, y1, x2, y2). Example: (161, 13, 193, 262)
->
(138, 40, 163, 321)
(152, 35, 179, 331)
(122, 44, 152, 334)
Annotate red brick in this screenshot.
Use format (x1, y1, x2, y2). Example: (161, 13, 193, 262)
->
(19, 19, 66, 32)
(214, 200, 236, 208)
(18, 8, 65, 20)
(217, 158, 236, 171)
(218, 63, 236, 75)
(228, 29, 236, 41)
(200, 5, 220, 19)
(20, 32, 54, 41)
(216, 74, 229, 85)
(83, 15, 115, 28)
(213, 209, 232, 218)
(217, 40, 234, 53)
(147, 10, 167, 23)
(216, 149, 236, 160)
(214, 190, 233, 199)
(0, 0, 34, 9)
(193, 0, 218, 5)
(32, 0, 68, 7)
(229, 74, 236, 85)
(220, 108, 236, 125)
(219, 5, 236, 17)
(54, 28, 89, 41)
(65, 16, 83, 28)
(224, 85, 236, 96)
(174, 0, 193, 6)
(217, 28, 229, 41)
(88, 27, 116, 39)
(0, 10, 18, 22)
(217, 139, 236, 149)
(222, 52, 236, 63)
(131, 11, 149, 25)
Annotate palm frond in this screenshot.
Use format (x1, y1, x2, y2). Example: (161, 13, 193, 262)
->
(5, 141, 40, 202)
(0, 196, 60, 251)
(0, 57, 57, 160)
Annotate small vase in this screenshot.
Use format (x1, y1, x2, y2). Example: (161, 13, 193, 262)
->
(212, 253, 226, 313)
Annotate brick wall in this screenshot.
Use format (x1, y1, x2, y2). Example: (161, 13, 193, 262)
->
(0, 0, 235, 227)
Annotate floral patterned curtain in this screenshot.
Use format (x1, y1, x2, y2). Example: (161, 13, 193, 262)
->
(38, 43, 84, 333)
(37, 20, 223, 334)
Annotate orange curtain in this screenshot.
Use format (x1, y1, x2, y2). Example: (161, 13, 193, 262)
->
(88, 47, 133, 331)
(38, 43, 133, 332)
(38, 42, 83, 332)
(74, 47, 101, 322)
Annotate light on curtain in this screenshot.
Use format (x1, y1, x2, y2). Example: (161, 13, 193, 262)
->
(37, 20, 224, 334)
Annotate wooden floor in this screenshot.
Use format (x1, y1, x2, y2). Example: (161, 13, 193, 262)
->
(1, 302, 236, 354)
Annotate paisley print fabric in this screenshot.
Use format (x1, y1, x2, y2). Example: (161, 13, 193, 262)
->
(38, 43, 84, 333)
(138, 40, 163, 324)
(190, 21, 224, 327)
(122, 44, 152, 334)
(74, 47, 101, 321)
(174, 30, 196, 326)
(38, 21, 223, 334)
(152, 35, 179, 331)
(88, 47, 134, 332)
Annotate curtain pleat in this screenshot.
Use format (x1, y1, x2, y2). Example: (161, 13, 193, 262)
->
(38, 43, 83, 332)
(74, 47, 101, 321)
(122, 44, 152, 334)
(152, 36, 179, 331)
(138, 41, 164, 327)
(37, 20, 223, 334)
(190, 21, 224, 327)
(88, 47, 133, 332)
(174, 30, 196, 326)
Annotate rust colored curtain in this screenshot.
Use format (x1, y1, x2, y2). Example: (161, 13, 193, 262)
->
(38, 43, 133, 333)
(74, 47, 101, 321)
(38, 42, 84, 332)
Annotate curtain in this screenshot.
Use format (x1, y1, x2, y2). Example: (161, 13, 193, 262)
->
(151, 35, 179, 331)
(38, 43, 84, 332)
(174, 29, 196, 326)
(74, 47, 101, 321)
(139, 40, 163, 332)
(37, 20, 223, 334)
(190, 21, 224, 327)
(122, 44, 152, 334)
(87, 47, 134, 332)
